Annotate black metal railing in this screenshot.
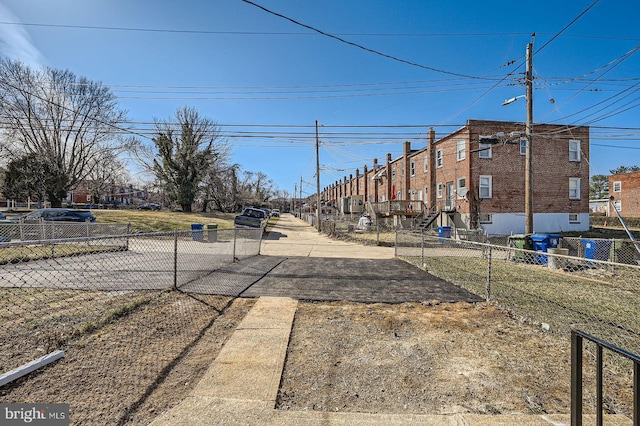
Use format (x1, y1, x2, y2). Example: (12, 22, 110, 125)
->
(571, 329, 640, 425)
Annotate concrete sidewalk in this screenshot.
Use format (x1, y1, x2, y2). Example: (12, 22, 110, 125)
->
(260, 214, 394, 259)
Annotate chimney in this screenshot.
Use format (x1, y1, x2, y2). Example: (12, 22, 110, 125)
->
(428, 127, 436, 146)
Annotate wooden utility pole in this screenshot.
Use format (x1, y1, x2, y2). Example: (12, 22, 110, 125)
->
(293, 183, 297, 214)
(525, 34, 535, 234)
(315, 120, 321, 231)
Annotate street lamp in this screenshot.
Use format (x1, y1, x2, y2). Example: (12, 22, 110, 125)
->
(502, 95, 526, 106)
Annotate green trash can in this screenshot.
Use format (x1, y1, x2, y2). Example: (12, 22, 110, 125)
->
(207, 223, 218, 242)
(508, 234, 533, 262)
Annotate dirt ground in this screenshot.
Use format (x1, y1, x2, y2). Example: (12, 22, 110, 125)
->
(1, 296, 633, 425)
(278, 300, 576, 416)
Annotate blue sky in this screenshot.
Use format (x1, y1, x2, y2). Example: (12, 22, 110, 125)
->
(1, 0, 639, 198)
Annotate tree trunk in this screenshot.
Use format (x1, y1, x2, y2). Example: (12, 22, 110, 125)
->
(181, 204, 192, 213)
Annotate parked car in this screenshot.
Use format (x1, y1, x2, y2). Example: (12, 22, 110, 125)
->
(260, 208, 272, 217)
(272, 209, 280, 217)
(138, 203, 162, 211)
(19, 208, 96, 223)
(234, 207, 268, 229)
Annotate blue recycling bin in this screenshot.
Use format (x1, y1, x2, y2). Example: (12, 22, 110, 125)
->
(530, 234, 556, 264)
(191, 223, 204, 241)
(582, 239, 612, 262)
(547, 234, 562, 249)
(438, 226, 452, 242)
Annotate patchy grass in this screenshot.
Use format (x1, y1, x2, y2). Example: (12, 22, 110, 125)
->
(92, 209, 237, 233)
(401, 254, 640, 354)
(0, 243, 126, 264)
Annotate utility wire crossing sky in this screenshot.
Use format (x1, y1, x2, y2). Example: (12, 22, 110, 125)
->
(0, 0, 638, 194)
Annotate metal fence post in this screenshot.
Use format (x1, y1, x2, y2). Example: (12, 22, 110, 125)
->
(173, 232, 178, 291)
(394, 230, 398, 256)
(233, 228, 238, 262)
(126, 222, 131, 251)
(421, 229, 425, 267)
(485, 245, 492, 301)
(571, 331, 583, 426)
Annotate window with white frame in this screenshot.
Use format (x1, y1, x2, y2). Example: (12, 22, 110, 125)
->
(436, 149, 443, 168)
(423, 155, 428, 173)
(456, 177, 467, 198)
(479, 175, 492, 199)
(569, 213, 580, 224)
(569, 140, 581, 162)
(478, 213, 492, 223)
(478, 142, 492, 159)
(569, 178, 581, 199)
(391, 166, 396, 179)
(613, 200, 622, 212)
(456, 140, 466, 161)
(424, 187, 428, 203)
(410, 161, 415, 177)
(613, 181, 621, 192)
(437, 182, 443, 198)
(520, 138, 526, 155)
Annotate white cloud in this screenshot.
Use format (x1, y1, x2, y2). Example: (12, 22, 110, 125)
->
(0, 4, 46, 68)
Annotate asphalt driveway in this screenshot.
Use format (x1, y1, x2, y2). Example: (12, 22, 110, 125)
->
(183, 214, 483, 304)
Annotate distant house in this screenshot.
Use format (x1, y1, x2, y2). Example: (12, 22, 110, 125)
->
(323, 119, 590, 235)
(608, 171, 640, 218)
(589, 199, 609, 215)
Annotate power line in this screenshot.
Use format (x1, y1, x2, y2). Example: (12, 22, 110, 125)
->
(240, 0, 484, 79)
(1, 21, 637, 42)
(534, 0, 601, 55)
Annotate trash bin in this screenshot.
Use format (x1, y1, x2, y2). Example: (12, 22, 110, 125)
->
(191, 223, 204, 241)
(609, 240, 637, 264)
(547, 248, 569, 269)
(547, 234, 562, 249)
(582, 238, 612, 262)
(531, 234, 551, 264)
(437, 226, 452, 242)
(508, 234, 533, 262)
(207, 223, 218, 242)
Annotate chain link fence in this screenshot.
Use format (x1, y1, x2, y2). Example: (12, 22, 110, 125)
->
(396, 231, 640, 351)
(0, 222, 130, 242)
(395, 232, 640, 414)
(0, 226, 264, 424)
(397, 230, 640, 415)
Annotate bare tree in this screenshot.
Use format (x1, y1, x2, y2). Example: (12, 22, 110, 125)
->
(85, 151, 129, 205)
(236, 171, 275, 208)
(0, 58, 127, 207)
(201, 162, 241, 213)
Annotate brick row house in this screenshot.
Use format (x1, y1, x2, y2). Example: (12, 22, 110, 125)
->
(608, 171, 640, 218)
(322, 119, 590, 235)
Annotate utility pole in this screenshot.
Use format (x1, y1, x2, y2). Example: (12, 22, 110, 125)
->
(525, 34, 535, 234)
(293, 183, 297, 215)
(315, 120, 321, 231)
(299, 176, 303, 219)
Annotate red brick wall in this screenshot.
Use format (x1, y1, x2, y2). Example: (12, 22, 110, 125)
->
(466, 121, 589, 215)
(322, 120, 590, 222)
(609, 171, 640, 217)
